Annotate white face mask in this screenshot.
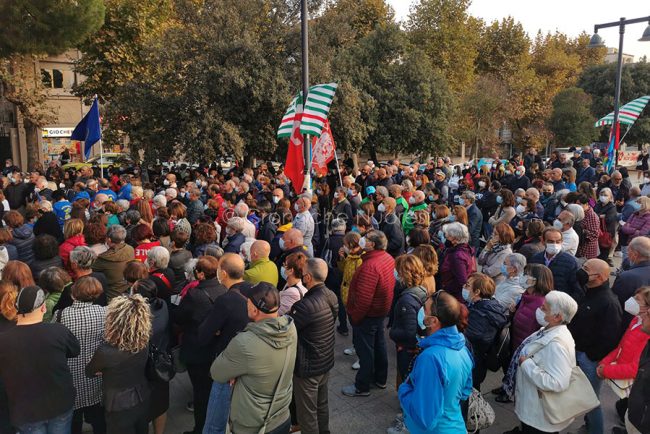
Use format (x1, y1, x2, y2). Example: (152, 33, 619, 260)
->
(272, 196, 280, 204)
(624, 296, 641, 316)
(644, 177, 650, 184)
(359, 237, 367, 250)
(553, 219, 564, 230)
(516, 204, 526, 214)
(408, 196, 416, 204)
(545, 243, 562, 256)
(163, 179, 170, 186)
(599, 195, 609, 204)
(478, 181, 486, 188)
(535, 307, 549, 327)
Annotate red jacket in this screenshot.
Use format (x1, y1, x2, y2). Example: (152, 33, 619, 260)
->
(346, 249, 395, 326)
(601, 317, 650, 379)
(59, 234, 87, 274)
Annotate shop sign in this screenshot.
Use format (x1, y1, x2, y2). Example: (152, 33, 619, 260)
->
(42, 127, 74, 138)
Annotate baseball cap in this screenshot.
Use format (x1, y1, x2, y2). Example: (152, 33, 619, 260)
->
(15, 285, 46, 315)
(365, 186, 376, 195)
(241, 282, 280, 314)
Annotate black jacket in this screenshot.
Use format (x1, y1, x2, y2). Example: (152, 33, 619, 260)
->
(332, 200, 353, 228)
(629, 341, 650, 433)
(529, 251, 582, 300)
(568, 282, 624, 362)
(289, 283, 338, 378)
(476, 190, 498, 222)
(174, 279, 228, 364)
(465, 297, 508, 387)
(33, 211, 64, 243)
(258, 215, 277, 245)
(380, 213, 405, 257)
(389, 285, 427, 349)
(594, 201, 618, 237)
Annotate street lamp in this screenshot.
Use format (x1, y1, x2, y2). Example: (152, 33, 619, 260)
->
(589, 16, 650, 167)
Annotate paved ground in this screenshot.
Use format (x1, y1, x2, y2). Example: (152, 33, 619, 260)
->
(163, 326, 622, 434)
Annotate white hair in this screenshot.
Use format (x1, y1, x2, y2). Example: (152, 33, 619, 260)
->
(39, 200, 53, 212)
(505, 253, 526, 275)
(185, 258, 198, 281)
(227, 216, 245, 232)
(147, 246, 170, 270)
(240, 240, 254, 262)
(442, 222, 469, 244)
(234, 203, 249, 218)
(629, 236, 650, 259)
(165, 188, 178, 199)
(116, 199, 130, 212)
(566, 204, 585, 222)
(545, 291, 578, 324)
(153, 195, 167, 208)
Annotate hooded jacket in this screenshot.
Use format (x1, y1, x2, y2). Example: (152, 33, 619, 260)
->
(211, 315, 297, 434)
(465, 297, 508, 386)
(389, 285, 427, 349)
(92, 243, 135, 301)
(398, 326, 473, 434)
(10, 224, 34, 265)
(439, 243, 476, 302)
(59, 234, 86, 274)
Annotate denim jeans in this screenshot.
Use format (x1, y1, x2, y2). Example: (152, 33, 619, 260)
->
(17, 408, 73, 434)
(576, 351, 603, 434)
(203, 381, 232, 434)
(352, 316, 388, 393)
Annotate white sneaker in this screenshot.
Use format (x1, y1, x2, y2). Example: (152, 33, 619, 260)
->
(343, 347, 356, 356)
(352, 360, 360, 370)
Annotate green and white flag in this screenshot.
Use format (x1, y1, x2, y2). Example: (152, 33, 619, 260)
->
(595, 95, 650, 127)
(277, 82, 337, 139)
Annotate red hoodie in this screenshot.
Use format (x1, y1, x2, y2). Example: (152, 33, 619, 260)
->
(59, 234, 87, 275)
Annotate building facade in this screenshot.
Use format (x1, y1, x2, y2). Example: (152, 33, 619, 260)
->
(604, 47, 635, 64)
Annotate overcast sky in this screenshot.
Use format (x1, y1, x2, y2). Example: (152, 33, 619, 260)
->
(387, 0, 650, 59)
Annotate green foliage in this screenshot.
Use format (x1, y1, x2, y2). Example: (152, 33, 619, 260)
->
(476, 17, 530, 80)
(0, 0, 105, 57)
(578, 63, 650, 145)
(407, 0, 481, 93)
(549, 87, 596, 147)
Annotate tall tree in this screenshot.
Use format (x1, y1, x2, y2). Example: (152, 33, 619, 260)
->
(476, 16, 530, 80)
(0, 0, 105, 57)
(579, 63, 650, 145)
(407, 0, 482, 93)
(549, 87, 596, 147)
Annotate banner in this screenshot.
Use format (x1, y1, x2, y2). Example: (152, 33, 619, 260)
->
(311, 120, 335, 176)
(285, 102, 305, 193)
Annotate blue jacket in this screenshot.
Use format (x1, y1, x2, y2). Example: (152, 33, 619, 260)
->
(398, 326, 473, 434)
(466, 204, 483, 251)
(97, 188, 117, 201)
(576, 166, 596, 185)
(529, 251, 582, 300)
(53, 200, 72, 229)
(117, 183, 132, 201)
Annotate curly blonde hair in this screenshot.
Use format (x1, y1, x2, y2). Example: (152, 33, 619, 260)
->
(105, 294, 152, 353)
(395, 255, 425, 288)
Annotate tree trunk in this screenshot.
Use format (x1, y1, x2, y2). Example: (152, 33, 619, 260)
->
(25, 120, 39, 170)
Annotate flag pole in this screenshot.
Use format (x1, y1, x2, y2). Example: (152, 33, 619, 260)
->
(333, 151, 344, 187)
(301, 0, 311, 194)
(95, 95, 104, 179)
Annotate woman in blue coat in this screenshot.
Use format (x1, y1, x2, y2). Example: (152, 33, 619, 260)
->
(398, 291, 473, 434)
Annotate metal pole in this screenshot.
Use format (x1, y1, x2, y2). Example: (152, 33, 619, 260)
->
(301, 0, 311, 193)
(613, 18, 625, 167)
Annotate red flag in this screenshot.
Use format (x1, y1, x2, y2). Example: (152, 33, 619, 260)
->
(311, 120, 336, 177)
(285, 114, 305, 194)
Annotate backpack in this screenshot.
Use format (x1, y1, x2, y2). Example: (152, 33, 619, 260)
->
(485, 322, 511, 372)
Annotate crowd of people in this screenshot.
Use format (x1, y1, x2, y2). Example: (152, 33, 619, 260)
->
(0, 147, 649, 434)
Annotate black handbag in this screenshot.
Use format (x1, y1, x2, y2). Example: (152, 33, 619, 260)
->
(146, 344, 176, 382)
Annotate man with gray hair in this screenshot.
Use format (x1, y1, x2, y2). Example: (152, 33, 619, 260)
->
(342, 230, 395, 397)
(293, 196, 315, 256)
(92, 225, 135, 301)
(234, 202, 256, 239)
(612, 236, 650, 320)
(288, 258, 338, 433)
(152, 194, 167, 210)
(555, 210, 578, 256)
(187, 186, 204, 225)
(494, 253, 527, 308)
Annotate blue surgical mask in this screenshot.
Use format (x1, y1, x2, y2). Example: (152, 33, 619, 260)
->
(458, 198, 465, 206)
(496, 196, 503, 204)
(501, 264, 508, 277)
(428, 195, 435, 201)
(280, 266, 288, 280)
(417, 306, 426, 330)
(631, 200, 642, 211)
(393, 269, 400, 282)
(462, 288, 471, 303)
(449, 215, 456, 222)
(351, 225, 360, 233)
(438, 230, 446, 244)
